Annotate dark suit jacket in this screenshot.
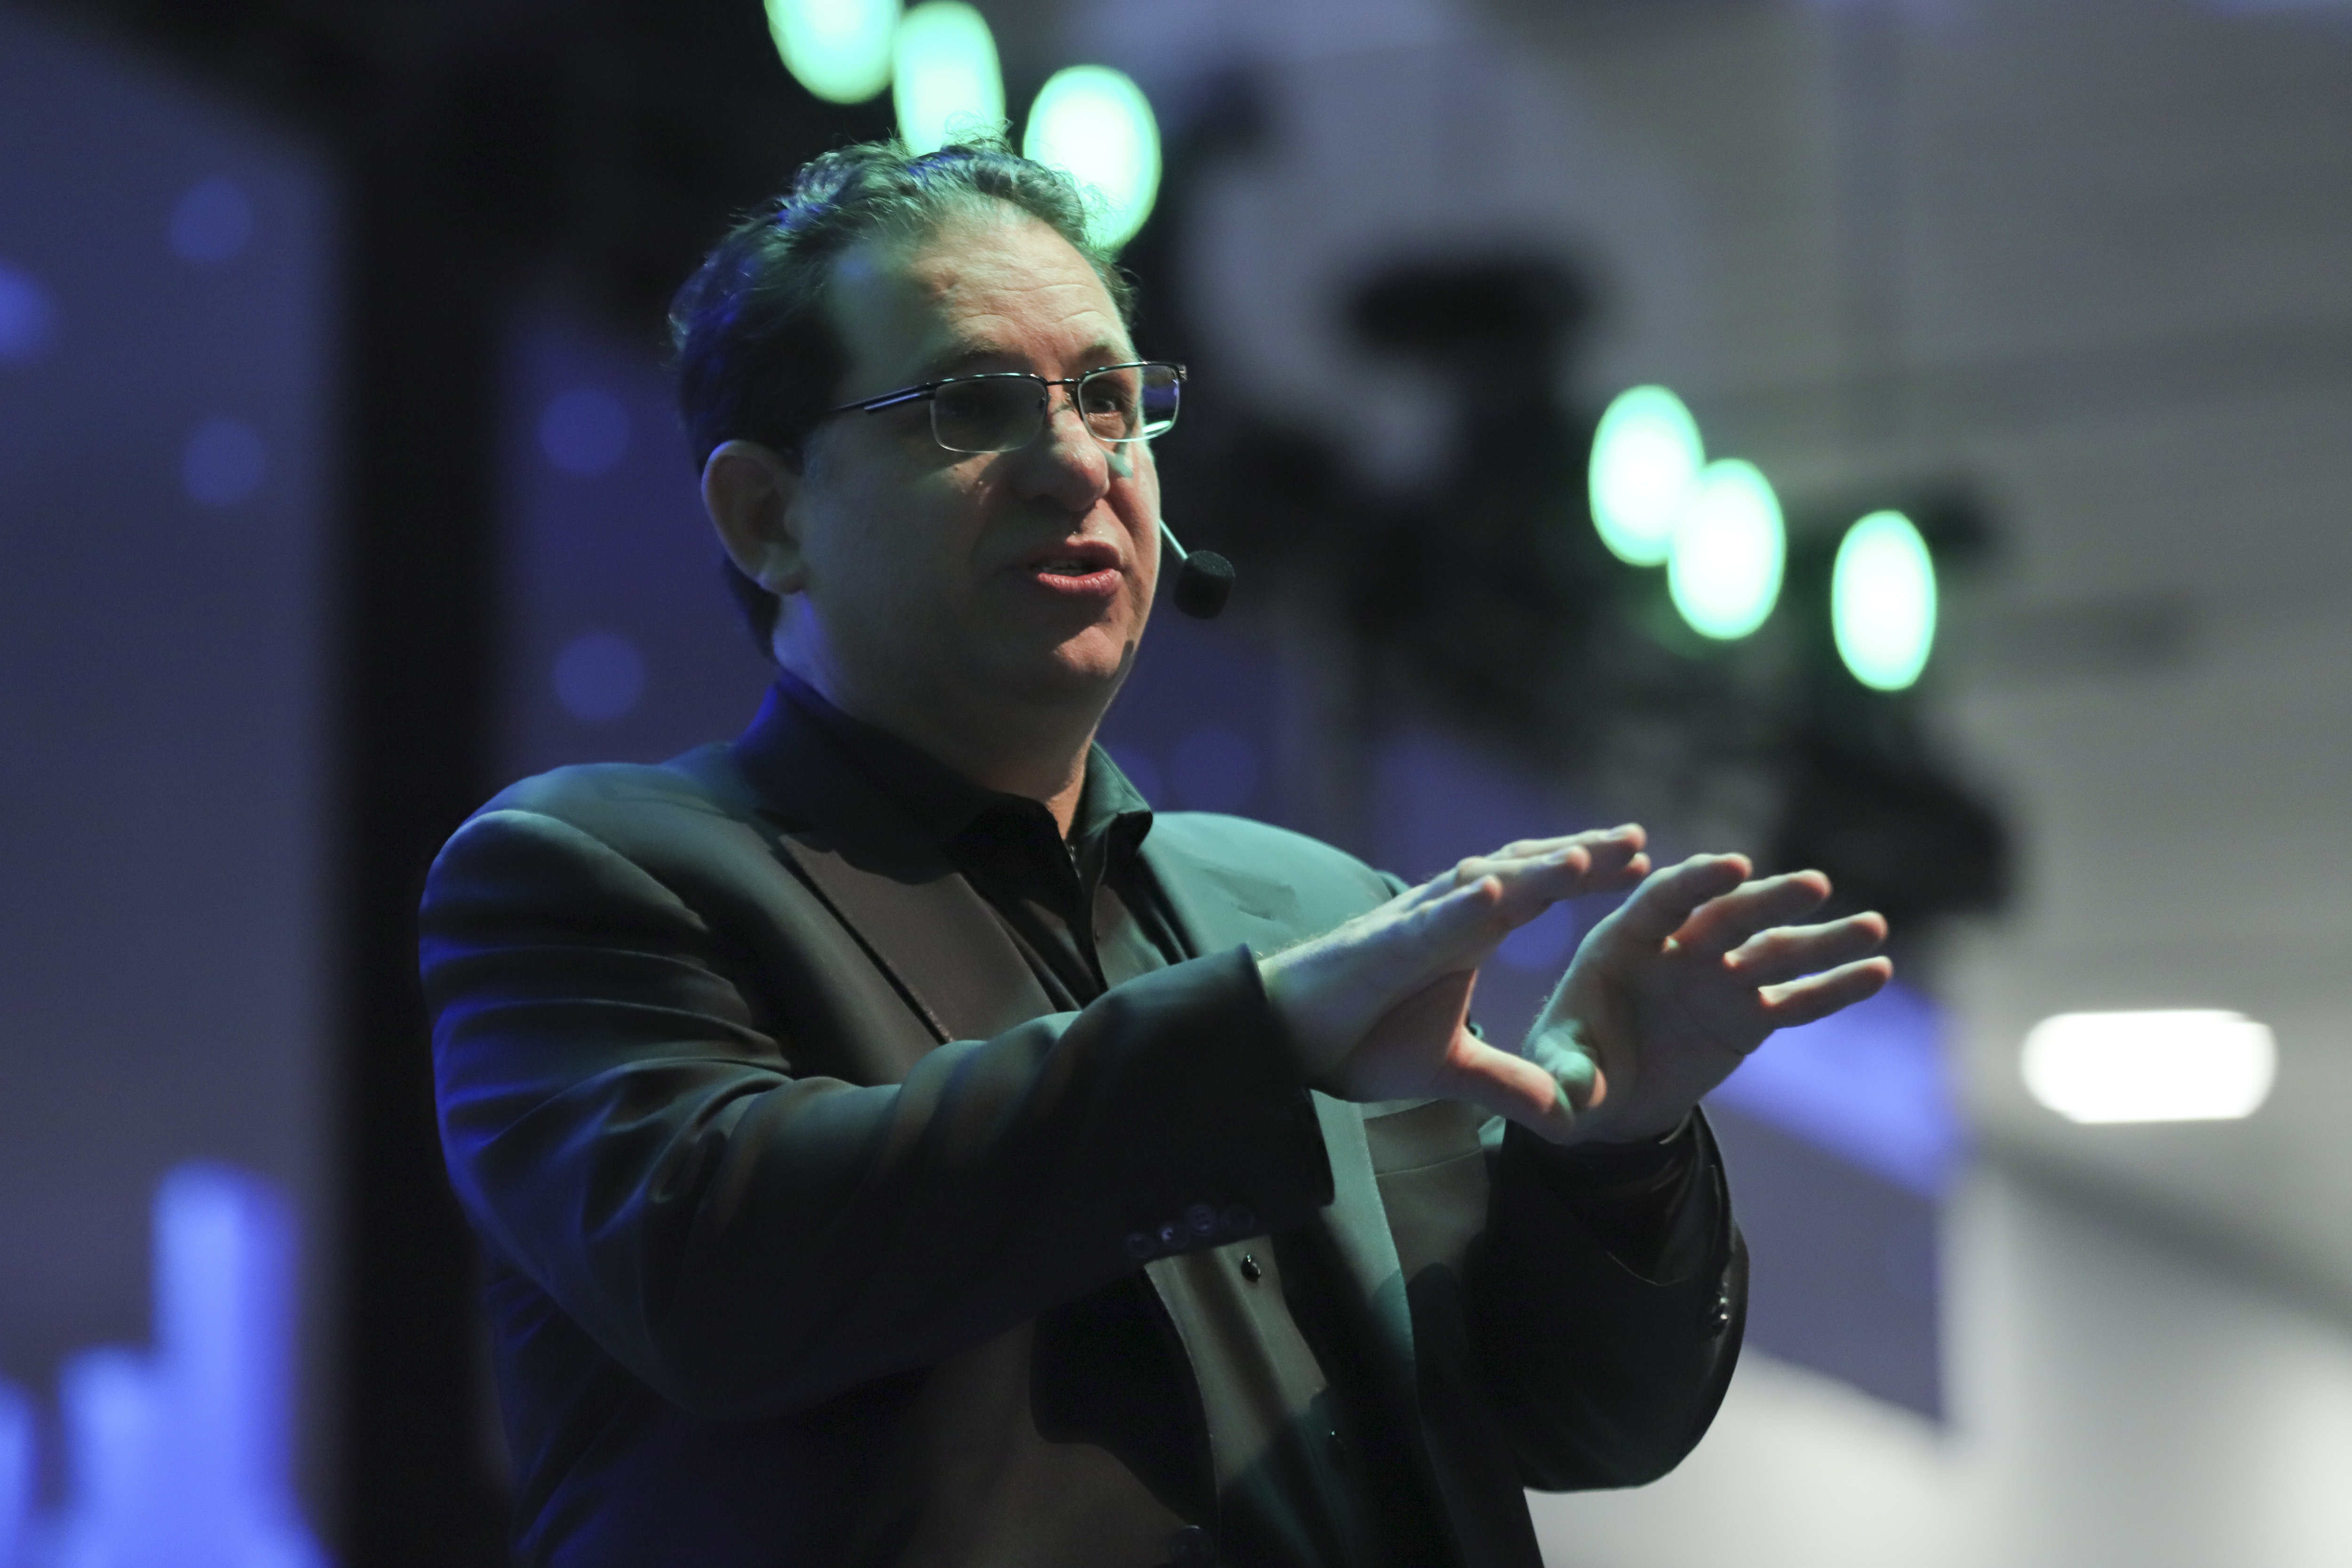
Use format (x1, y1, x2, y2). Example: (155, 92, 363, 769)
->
(420, 689, 1748, 1568)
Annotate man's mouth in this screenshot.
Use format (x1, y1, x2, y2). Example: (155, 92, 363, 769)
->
(1021, 541, 1123, 598)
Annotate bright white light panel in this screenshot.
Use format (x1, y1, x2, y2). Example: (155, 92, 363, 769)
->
(2021, 1010, 2277, 1123)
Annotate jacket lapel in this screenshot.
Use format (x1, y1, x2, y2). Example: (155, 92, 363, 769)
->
(711, 685, 1056, 1045)
(1136, 814, 1305, 963)
(1140, 814, 1423, 1412)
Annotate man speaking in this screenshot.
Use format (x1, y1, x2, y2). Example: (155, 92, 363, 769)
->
(421, 136, 1890, 1568)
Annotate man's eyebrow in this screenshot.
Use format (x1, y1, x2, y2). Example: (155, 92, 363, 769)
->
(920, 340, 1138, 380)
(924, 344, 1011, 378)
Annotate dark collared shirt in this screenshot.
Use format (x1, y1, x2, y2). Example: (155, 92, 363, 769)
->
(775, 673, 1700, 1568)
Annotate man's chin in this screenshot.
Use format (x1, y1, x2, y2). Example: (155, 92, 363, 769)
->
(994, 624, 1137, 704)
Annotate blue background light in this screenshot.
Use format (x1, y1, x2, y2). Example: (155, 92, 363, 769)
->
(538, 385, 632, 478)
(1168, 723, 1262, 813)
(0, 260, 57, 363)
(169, 176, 254, 264)
(553, 630, 648, 722)
(1709, 979, 1965, 1199)
(182, 416, 267, 507)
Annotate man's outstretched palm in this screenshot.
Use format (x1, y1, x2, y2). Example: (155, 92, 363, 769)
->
(1526, 854, 1891, 1144)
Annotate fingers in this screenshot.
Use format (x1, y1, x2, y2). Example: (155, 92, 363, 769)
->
(1724, 910, 1888, 986)
(1462, 824, 1647, 882)
(1398, 826, 1649, 927)
(1591, 853, 1753, 950)
(1672, 870, 1833, 959)
(1759, 956, 1895, 1029)
(1370, 875, 1510, 988)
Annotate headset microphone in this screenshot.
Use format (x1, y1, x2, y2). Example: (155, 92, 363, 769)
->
(1158, 520, 1236, 620)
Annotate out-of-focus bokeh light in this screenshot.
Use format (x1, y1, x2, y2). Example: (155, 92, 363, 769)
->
(2022, 1010, 2277, 1123)
(44, 1166, 326, 1566)
(892, 1, 1003, 155)
(1022, 65, 1161, 251)
(0, 258, 58, 362)
(182, 416, 267, 507)
(1668, 458, 1784, 639)
(555, 630, 648, 722)
(539, 385, 632, 477)
(764, 0, 901, 104)
(169, 176, 254, 264)
(1589, 384, 1703, 566)
(1833, 509, 1937, 691)
(1711, 979, 1963, 1198)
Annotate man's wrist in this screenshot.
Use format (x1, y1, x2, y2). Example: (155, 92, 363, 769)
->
(1544, 1108, 1696, 1176)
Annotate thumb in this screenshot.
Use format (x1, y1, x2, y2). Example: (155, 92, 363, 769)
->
(1433, 1037, 1582, 1144)
(1524, 1025, 1606, 1118)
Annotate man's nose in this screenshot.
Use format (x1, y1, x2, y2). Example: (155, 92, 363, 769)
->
(1009, 390, 1115, 512)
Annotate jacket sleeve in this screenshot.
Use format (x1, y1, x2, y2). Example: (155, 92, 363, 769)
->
(1462, 1113, 1746, 1489)
(421, 805, 1333, 1423)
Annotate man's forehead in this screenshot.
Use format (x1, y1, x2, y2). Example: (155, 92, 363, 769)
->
(827, 208, 1131, 381)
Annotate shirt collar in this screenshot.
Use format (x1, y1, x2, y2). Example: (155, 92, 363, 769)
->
(769, 669, 1154, 854)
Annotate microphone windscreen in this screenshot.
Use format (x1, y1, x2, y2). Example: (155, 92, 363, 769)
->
(1173, 551, 1236, 619)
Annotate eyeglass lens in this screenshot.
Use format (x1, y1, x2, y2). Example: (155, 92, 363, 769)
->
(930, 364, 1180, 454)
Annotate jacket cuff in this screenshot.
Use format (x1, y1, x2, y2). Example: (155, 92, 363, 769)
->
(1103, 945, 1334, 1266)
(1501, 1109, 1720, 1282)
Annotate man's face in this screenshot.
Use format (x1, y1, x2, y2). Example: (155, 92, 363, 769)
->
(779, 205, 1161, 720)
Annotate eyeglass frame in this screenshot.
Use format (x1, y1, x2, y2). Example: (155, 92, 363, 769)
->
(824, 360, 1187, 454)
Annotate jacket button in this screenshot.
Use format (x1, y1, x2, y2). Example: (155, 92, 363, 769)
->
(1238, 1253, 1262, 1283)
(1185, 1202, 1218, 1238)
(1220, 1203, 1258, 1236)
(1158, 1220, 1186, 1251)
(1125, 1231, 1154, 1260)
(1706, 1285, 1734, 1336)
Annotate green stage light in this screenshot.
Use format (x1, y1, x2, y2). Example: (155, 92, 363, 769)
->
(1589, 384, 1703, 566)
(1832, 509, 1937, 690)
(765, 0, 900, 104)
(1668, 459, 1784, 640)
(1022, 66, 1161, 251)
(894, 2, 1002, 154)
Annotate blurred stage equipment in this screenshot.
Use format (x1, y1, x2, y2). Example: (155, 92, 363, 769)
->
(1337, 254, 2007, 945)
(2, 1165, 327, 1568)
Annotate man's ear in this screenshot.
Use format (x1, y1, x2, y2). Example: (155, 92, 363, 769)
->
(702, 439, 809, 596)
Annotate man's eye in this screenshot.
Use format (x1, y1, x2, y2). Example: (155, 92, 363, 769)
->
(1081, 379, 1136, 415)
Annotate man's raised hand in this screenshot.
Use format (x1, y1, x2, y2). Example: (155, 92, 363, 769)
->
(1524, 854, 1893, 1145)
(1258, 827, 1649, 1137)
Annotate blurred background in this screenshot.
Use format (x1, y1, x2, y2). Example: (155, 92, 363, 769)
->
(2, 0, 2349, 1562)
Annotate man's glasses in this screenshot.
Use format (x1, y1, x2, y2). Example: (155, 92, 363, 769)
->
(828, 361, 1184, 455)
